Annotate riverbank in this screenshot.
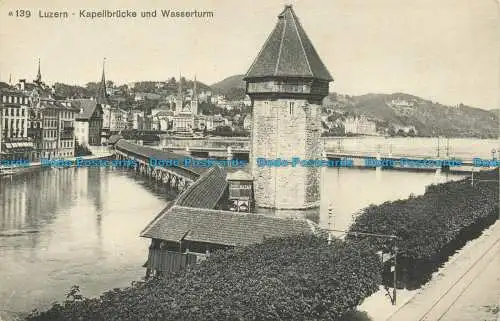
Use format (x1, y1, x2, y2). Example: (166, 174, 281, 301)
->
(0, 154, 112, 178)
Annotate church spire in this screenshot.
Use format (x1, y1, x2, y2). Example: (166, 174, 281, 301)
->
(190, 75, 199, 115)
(193, 75, 197, 99)
(178, 73, 183, 99)
(35, 58, 42, 83)
(96, 58, 108, 105)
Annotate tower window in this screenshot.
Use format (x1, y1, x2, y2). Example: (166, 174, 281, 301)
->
(289, 102, 294, 115)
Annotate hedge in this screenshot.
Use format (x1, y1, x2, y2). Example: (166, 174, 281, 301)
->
(346, 170, 499, 289)
(27, 235, 381, 321)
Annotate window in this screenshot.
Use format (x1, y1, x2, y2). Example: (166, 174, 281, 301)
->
(289, 102, 295, 115)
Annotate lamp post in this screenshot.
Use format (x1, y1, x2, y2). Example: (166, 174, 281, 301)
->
(327, 228, 398, 305)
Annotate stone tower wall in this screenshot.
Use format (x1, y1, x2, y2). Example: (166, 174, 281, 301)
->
(250, 98, 322, 209)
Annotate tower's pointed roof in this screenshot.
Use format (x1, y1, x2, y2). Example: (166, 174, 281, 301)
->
(96, 59, 108, 105)
(244, 5, 332, 81)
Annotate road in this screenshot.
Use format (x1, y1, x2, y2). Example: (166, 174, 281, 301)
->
(386, 220, 500, 321)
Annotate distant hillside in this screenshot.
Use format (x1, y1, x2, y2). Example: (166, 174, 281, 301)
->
(326, 92, 498, 138)
(210, 74, 498, 138)
(211, 74, 246, 100)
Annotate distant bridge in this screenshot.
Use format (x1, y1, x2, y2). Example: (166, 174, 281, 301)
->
(162, 146, 495, 173)
(114, 138, 497, 176)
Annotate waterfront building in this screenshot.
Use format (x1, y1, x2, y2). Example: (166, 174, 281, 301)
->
(57, 101, 79, 158)
(244, 5, 333, 209)
(73, 99, 104, 146)
(15, 59, 78, 160)
(0, 90, 34, 160)
(38, 99, 78, 158)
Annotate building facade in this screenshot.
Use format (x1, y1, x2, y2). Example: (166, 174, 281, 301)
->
(57, 101, 78, 158)
(244, 5, 333, 209)
(343, 115, 377, 135)
(74, 99, 103, 146)
(0, 90, 34, 160)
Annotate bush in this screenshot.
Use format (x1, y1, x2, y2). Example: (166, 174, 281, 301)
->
(26, 235, 381, 321)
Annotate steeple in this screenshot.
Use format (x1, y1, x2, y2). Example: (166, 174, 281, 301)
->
(178, 74, 183, 99)
(193, 75, 197, 99)
(244, 5, 332, 81)
(96, 58, 108, 105)
(175, 74, 184, 114)
(35, 58, 42, 84)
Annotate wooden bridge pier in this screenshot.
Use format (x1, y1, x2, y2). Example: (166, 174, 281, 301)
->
(112, 149, 194, 193)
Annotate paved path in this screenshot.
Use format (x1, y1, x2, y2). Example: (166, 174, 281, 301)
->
(386, 220, 500, 321)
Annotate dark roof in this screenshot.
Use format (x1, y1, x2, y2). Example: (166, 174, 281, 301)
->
(244, 5, 333, 81)
(175, 165, 227, 208)
(140, 165, 228, 236)
(73, 99, 102, 120)
(107, 135, 123, 145)
(140, 205, 317, 246)
(114, 139, 206, 179)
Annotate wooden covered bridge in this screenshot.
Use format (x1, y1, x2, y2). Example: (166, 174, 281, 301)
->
(110, 137, 206, 193)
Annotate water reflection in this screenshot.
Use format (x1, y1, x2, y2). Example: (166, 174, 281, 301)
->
(0, 167, 175, 313)
(256, 167, 466, 233)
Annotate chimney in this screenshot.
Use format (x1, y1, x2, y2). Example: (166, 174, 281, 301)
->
(19, 79, 26, 91)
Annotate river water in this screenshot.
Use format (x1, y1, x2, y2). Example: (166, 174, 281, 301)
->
(0, 138, 497, 314)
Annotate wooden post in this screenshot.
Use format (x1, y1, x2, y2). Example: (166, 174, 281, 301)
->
(393, 241, 397, 305)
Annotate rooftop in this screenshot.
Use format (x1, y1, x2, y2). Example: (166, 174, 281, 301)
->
(174, 165, 228, 209)
(140, 205, 317, 246)
(244, 5, 333, 81)
(72, 99, 102, 120)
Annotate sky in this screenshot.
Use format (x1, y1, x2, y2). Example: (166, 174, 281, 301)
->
(0, 0, 499, 109)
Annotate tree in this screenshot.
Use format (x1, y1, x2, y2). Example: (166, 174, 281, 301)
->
(85, 82, 100, 96)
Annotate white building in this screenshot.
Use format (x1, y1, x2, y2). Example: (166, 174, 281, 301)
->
(343, 115, 377, 135)
(243, 115, 252, 130)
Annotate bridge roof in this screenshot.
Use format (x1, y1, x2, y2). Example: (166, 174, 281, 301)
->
(115, 139, 206, 178)
(140, 164, 229, 237)
(140, 205, 317, 247)
(175, 165, 228, 208)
